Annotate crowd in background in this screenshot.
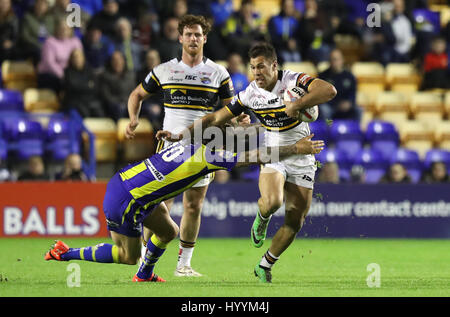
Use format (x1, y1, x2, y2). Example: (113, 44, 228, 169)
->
(0, 0, 449, 184)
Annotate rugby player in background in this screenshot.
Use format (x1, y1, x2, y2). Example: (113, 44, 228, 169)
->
(158, 42, 336, 283)
(124, 14, 250, 277)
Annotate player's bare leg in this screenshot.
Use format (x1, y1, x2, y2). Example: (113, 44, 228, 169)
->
(251, 167, 285, 248)
(139, 198, 175, 264)
(254, 182, 312, 283)
(175, 185, 209, 277)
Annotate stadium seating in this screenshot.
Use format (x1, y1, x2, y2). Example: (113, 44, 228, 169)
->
(117, 118, 154, 162)
(397, 120, 434, 158)
(444, 91, 450, 119)
(0, 89, 24, 112)
(410, 92, 444, 123)
(24, 88, 60, 113)
(317, 61, 330, 73)
(83, 118, 118, 163)
(390, 148, 422, 183)
(375, 91, 410, 123)
(5, 117, 45, 160)
(0, 138, 6, 161)
(282, 62, 318, 77)
(1, 60, 37, 92)
(365, 120, 399, 161)
(353, 148, 388, 184)
(329, 120, 364, 161)
(385, 63, 421, 90)
(434, 121, 450, 149)
(351, 62, 385, 85)
(424, 149, 450, 170)
(46, 115, 81, 161)
(308, 120, 330, 144)
(315, 147, 352, 181)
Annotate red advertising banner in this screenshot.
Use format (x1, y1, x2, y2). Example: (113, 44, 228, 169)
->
(0, 182, 109, 237)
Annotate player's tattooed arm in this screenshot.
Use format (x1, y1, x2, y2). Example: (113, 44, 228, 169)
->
(285, 79, 337, 117)
(156, 107, 236, 142)
(235, 134, 324, 167)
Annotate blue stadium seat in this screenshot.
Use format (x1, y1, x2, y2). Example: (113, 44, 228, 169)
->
(315, 147, 352, 181)
(329, 120, 364, 161)
(46, 116, 81, 161)
(353, 148, 389, 184)
(424, 149, 450, 170)
(5, 117, 44, 160)
(0, 89, 24, 112)
(308, 120, 330, 144)
(390, 148, 422, 183)
(365, 120, 399, 161)
(0, 138, 7, 160)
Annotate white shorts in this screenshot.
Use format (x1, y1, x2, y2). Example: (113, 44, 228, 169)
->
(156, 139, 214, 188)
(263, 156, 317, 189)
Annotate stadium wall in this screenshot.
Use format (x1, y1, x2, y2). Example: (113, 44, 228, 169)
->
(1, 183, 449, 238)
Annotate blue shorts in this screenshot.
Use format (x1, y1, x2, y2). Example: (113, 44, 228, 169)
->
(103, 173, 156, 238)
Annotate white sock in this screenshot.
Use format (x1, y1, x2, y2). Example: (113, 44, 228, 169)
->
(259, 250, 279, 269)
(177, 245, 194, 268)
(258, 211, 271, 222)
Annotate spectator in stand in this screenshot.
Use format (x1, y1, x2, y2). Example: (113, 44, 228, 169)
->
(19, 0, 55, 63)
(267, 0, 301, 64)
(71, 0, 103, 16)
(62, 48, 105, 118)
(421, 161, 449, 183)
(18, 155, 50, 181)
(88, 0, 121, 40)
(172, 0, 188, 20)
(297, 0, 338, 63)
(0, 0, 19, 63)
(37, 18, 83, 92)
(134, 11, 160, 51)
(210, 0, 233, 27)
(50, 0, 90, 35)
(221, 0, 265, 58)
(136, 49, 164, 131)
(154, 17, 182, 63)
(421, 36, 449, 90)
(56, 153, 88, 181)
(0, 156, 11, 182)
(99, 51, 136, 121)
(379, 162, 412, 184)
(373, 0, 414, 64)
(82, 23, 115, 73)
(317, 162, 341, 184)
(227, 52, 249, 94)
(319, 48, 360, 121)
(113, 17, 143, 72)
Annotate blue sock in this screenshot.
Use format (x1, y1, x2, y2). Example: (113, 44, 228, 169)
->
(61, 243, 119, 263)
(136, 235, 167, 279)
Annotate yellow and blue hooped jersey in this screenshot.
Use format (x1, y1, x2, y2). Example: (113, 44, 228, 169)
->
(118, 142, 239, 213)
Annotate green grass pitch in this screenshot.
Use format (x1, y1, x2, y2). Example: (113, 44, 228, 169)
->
(0, 238, 449, 297)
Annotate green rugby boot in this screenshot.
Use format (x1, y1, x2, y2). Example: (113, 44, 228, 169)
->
(254, 263, 272, 283)
(251, 212, 271, 248)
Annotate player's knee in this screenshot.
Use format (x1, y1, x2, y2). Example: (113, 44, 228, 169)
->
(265, 196, 283, 213)
(183, 200, 203, 215)
(118, 248, 140, 265)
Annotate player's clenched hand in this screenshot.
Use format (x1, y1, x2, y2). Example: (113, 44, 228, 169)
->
(156, 130, 181, 142)
(295, 134, 324, 154)
(125, 120, 139, 139)
(234, 113, 251, 126)
(284, 100, 300, 119)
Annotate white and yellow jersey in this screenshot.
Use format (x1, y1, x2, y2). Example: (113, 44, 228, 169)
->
(226, 69, 317, 170)
(141, 57, 234, 135)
